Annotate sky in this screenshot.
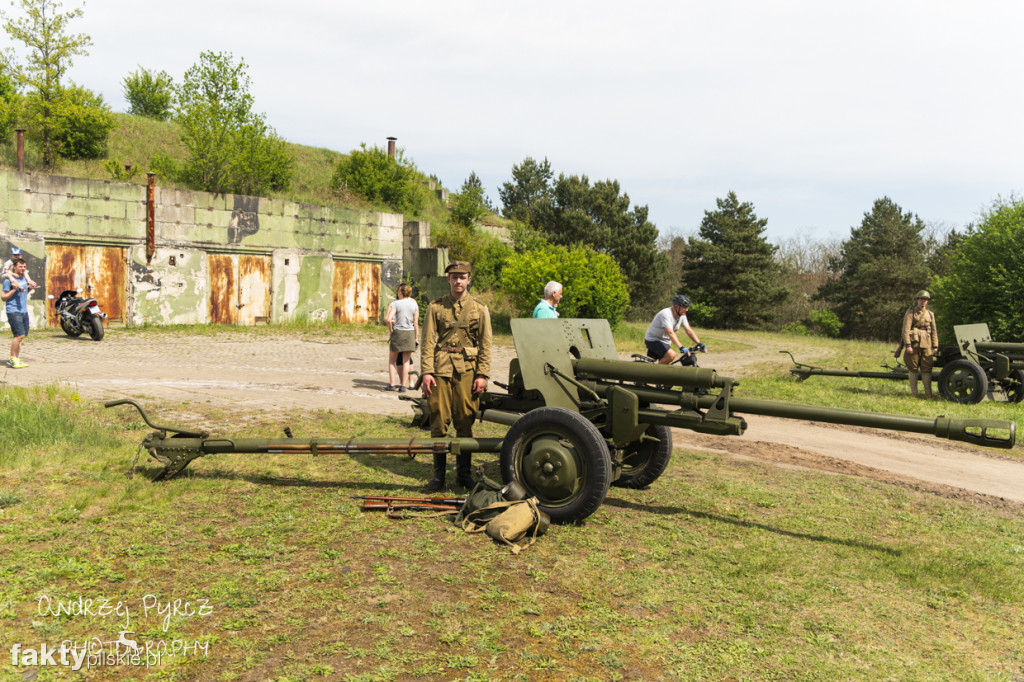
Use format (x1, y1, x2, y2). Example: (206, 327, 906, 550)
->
(12, 0, 1024, 244)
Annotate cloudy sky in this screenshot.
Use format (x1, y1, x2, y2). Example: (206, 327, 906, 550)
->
(15, 0, 1024, 243)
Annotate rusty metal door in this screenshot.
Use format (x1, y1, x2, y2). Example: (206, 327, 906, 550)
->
(208, 253, 271, 325)
(44, 244, 127, 326)
(332, 260, 380, 324)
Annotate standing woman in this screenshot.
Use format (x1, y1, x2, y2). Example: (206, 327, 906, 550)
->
(901, 290, 939, 399)
(384, 284, 419, 392)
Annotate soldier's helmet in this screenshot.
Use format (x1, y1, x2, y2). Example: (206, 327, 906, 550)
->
(916, 290, 931, 300)
(673, 294, 691, 308)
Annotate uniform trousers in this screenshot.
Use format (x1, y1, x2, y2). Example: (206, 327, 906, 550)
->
(429, 370, 477, 438)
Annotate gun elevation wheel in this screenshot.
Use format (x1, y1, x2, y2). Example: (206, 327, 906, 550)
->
(938, 359, 988, 404)
(1000, 369, 1024, 404)
(612, 423, 673, 489)
(499, 406, 611, 524)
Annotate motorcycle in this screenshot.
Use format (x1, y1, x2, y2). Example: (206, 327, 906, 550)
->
(49, 289, 107, 341)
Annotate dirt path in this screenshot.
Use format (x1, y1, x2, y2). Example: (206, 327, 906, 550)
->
(6, 327, 1023, 511)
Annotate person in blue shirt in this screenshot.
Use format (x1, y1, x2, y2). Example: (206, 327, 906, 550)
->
(532, 281, 562, 319)
(1, 258, 31, 368)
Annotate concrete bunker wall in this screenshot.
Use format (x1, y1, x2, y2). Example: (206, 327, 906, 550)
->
(0, 170, 417, 328)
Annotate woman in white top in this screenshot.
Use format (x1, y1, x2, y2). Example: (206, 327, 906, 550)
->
(384, 284, 420, 392)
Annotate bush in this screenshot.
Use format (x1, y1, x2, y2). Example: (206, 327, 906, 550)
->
(782, 322, 810, 336)
(123, 66, 174, 121)
(808, 309, 842, 338)
(332, 143, 428, 215)
(430, 222, 511, 292)
(502, 244, 630, 326)
(50, 84, 115, 160)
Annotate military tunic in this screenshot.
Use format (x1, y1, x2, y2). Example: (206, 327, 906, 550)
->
(901, 306, 939, 373)
(421, 293, 492, 438)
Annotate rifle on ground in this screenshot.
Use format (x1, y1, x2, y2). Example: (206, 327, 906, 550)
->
(353, 496, 465, 515)
(352, 495, 465, 506)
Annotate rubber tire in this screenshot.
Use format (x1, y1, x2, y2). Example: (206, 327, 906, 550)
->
(61, 318, 83, 337)
(938, 358, 988, 404)
(499, 406, 611, 524)
(1001, 369, 1024, 404)
(612, 423, 673, 489)
(88, 316, 104, 341)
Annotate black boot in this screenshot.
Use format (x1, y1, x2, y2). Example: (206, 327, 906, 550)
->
(455, 453, 475, 489)
(426, 453, 446, 491)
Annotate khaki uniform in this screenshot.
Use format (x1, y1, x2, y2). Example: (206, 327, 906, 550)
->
(421, 293, 492, 438)
(902, 306, 939, 373)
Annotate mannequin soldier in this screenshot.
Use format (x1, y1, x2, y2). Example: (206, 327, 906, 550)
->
(901, 290, 939, 399)
(420, 261, 493, 490)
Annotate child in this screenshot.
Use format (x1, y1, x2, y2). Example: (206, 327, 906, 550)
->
(2, 247, 38, 289)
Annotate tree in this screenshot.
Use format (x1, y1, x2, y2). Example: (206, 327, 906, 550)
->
(931, 196, 1024, 340)
(174, 51, 293, 195)
(448, 171, 491, 227)
(122, 66, 173, 120)
(499, 156, 552, 225)
(332, 142, 427, 215)
(2, 0, 91, 168)
(532, 174, 667, 305)
(0, 64, 19, 141)
(815, 197, 930, 340)
(50, 83, 113, 159)
(679, 192, 789, 329)
(502, 243, 630, 326)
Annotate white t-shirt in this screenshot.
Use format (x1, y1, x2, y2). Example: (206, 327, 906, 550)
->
(644, 307, 688, 344)
(389, 298, 419, 331)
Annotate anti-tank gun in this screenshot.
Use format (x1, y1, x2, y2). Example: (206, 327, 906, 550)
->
(109, 319, 1016, 524)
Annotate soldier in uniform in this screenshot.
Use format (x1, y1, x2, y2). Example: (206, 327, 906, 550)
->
(420, 261, 493, 490)
(901, 290, 939, 399)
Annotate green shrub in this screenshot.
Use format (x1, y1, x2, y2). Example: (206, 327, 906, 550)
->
(782, 322, 810, 336)
(51, 84, 116, 160)
(502, 244, 630, 326)
(332, 143, 428, 215)
(122, 66, 174, 121)
(808, 309, 842, 338)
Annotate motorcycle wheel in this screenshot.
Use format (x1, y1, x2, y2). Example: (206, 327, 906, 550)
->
(88, 317, 104, 342)
(61, 318, 83, 337)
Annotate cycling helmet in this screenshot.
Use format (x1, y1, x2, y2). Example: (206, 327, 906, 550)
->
(672, 294, 691, 308)
(9, 247, 20, 256)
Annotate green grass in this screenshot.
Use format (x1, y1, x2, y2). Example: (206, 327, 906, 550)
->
(1, 371, 1023, 680)
(1, 113, 460, 225)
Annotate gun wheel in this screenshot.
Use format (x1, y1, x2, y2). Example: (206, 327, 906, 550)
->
(938, 359, 988, 404)
(499, 406, 611, 524)
(612, 423, 673, 489)
(1001, 369, 1024, 404)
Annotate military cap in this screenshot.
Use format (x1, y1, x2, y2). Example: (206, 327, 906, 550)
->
(445, 261, 472, 274)
(916, 290, 931, 300)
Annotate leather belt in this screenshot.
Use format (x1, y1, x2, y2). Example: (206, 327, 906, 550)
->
(440, 346, 462, 353)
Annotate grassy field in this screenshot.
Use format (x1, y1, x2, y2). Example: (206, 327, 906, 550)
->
(0, 328, 1023, 680)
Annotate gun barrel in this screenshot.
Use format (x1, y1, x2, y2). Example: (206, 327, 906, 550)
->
(975, 341, 1024, 356)
(573, 358, 727, 390)
(591, 384, 1017, 449)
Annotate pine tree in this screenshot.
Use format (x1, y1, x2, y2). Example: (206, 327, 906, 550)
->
(815, 197, 930, 340)
(679, 191, 789, 329)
